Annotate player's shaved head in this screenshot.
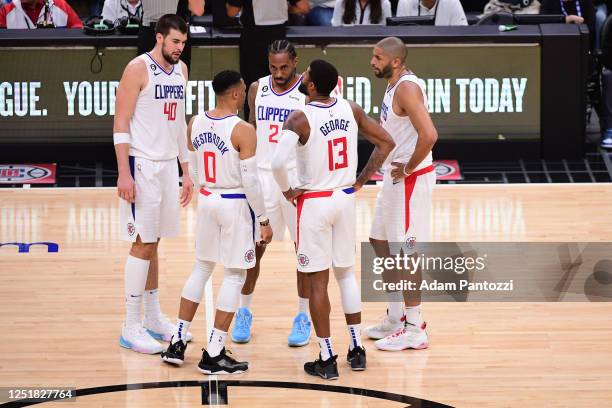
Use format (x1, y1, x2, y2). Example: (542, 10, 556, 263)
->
(375, 37, 407, 64)
(371, 37, 408, 79)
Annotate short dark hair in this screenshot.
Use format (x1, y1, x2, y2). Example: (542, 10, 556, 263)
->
(309, 59, 338, 96)
(269, 40, 297, 59)
(212, 70, 243, 94)
(155, 14, 188, 36)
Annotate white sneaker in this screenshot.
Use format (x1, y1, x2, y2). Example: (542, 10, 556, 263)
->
(374, 322, 429, 351)
(363, 315, 405, 340)
(144, 315, 193, 342)
(120, 323, 164, 354)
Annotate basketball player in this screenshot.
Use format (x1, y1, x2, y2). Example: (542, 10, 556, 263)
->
(231, 39, 311, 347)
(114, 14, 194, 354)
(272, 60, 395, 379)
(160, 70, 273, 374)
(363, 37, 438, 351)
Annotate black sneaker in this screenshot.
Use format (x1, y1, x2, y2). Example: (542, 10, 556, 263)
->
(161, 337, 187, 366)
(304, 354, 339, 380)
(347, 346, 366, 371)
(197, 348, 248, 375)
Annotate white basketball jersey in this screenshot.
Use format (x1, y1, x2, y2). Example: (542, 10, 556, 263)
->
(380, 73, 433, 171)
(191, 112, 243, 189)
(296, 98, 358, 191)
(129, 53, 186, 161)
(254, 75, 305, 170)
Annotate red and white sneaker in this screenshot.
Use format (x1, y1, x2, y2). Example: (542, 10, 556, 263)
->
(363, 315, 405, 340)
(374, 322, 429, 351)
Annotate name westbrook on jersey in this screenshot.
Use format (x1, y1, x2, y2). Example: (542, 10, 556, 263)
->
(192, 131, 230, 155)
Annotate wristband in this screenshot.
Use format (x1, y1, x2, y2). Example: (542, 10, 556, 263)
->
(113, 132, 130, 145)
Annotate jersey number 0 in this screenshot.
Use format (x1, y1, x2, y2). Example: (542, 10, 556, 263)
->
(203, 151, 216, 183)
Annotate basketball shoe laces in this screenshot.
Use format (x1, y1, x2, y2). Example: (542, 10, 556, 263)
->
(390, 321, 423, 338)
(237, 312, 249, 329)
(390, 326, 408, 338)
(295, 319, 307, 335)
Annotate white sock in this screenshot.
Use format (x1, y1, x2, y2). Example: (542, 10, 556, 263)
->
(347, 324, 362, 351)
(124, 255, 150, 326)
(404, 305, 423, 327)
(387, 298, 404, 323)
(207, 328, 228, 357)
(240, 293, 253, 309)
(171, 319, 191, 344)
(317, 336, 334, 361)
(144, 289, 162, 321)
(298, 297, 309, 316)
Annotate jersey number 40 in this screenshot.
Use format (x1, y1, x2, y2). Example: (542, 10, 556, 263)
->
(164, 102, 177, 121)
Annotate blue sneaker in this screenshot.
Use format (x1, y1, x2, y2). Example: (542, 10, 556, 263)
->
(231, 307, 252, 343)
(288, 312, 311, 347)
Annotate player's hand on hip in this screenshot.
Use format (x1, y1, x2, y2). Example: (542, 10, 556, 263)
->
(283, 188, 306, 207)
(180, 174, 194, 207)
(390, 162, 412, 183)
(117, 172, 135, 203)
(259, 224, 273, 246)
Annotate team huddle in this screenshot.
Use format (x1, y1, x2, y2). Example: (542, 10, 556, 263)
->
(113, 14, 437, 380)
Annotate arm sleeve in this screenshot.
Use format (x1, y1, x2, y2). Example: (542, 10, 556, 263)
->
(271, 129, 299, 192)
(240, 156, 267, 219)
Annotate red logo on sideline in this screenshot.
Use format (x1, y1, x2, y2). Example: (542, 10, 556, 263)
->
(0, 164, 56, 184)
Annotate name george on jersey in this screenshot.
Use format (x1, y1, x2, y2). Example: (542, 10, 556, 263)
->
(154, 84, 185, 100)
(257, 105, 294, 123)
(320, 118, 351, 137)
(193, 132, 230, 155)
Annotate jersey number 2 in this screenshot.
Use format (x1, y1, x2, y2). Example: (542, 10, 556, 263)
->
(203, 151, 216, 183)
(269, 124, 279, 143)
(164, 102, 177, 121)
(328, 137, 348, 171)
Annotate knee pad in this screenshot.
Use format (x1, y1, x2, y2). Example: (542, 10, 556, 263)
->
(333, 266, 361, 314)
(181, 259, 215, 303)
(216, 268, 246, 313)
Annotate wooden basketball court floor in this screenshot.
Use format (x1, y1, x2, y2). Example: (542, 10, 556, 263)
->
(1, 184, 612, 407)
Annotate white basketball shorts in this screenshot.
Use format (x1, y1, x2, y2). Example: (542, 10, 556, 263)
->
(195, 187, 257, 270)
(119, 156, 180, 243)
(296, 187, 356, 273)
(369, 164, 435, 251)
